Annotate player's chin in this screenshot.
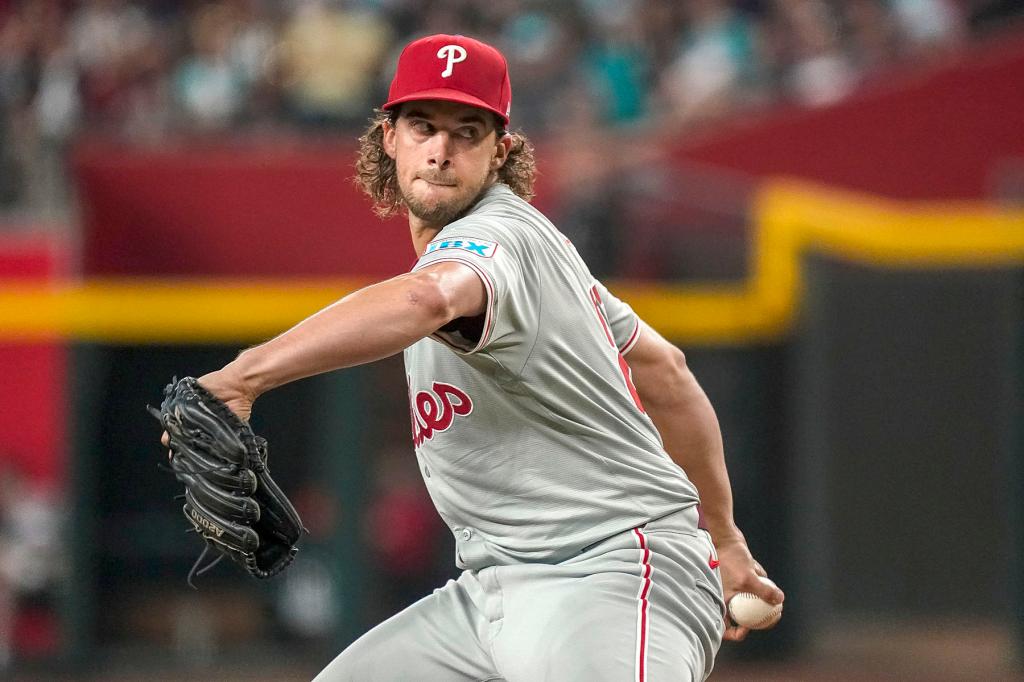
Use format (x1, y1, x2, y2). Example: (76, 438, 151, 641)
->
(407, 191, 470, 223)
(417, 183, 463, 206)
(408, 201, 457, 225)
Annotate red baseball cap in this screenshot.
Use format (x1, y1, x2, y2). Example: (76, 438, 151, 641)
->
(383, 34, 512, 126)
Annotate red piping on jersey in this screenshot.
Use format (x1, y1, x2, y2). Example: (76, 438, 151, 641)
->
(633, 526, 653, 682)
(589, 285, 646, 413)
(589, 287, 617, 346)
(620, 320, 642, 354)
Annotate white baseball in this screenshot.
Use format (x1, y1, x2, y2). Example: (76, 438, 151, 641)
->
(727, 576, 783, 629)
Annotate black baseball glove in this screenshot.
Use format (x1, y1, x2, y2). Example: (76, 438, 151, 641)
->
(149, 376, 305, 585)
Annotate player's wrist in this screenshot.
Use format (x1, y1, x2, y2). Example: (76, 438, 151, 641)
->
(224, 351, 265, 402)
(706, 520, 745, 548)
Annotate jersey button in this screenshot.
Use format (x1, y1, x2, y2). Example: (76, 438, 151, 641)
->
(423, 465, 431, 478)
(459, 528, 473, 541)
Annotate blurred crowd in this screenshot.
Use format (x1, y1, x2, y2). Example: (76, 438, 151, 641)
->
(0, 462, 63, 670)
(0, 0, 1022, 217)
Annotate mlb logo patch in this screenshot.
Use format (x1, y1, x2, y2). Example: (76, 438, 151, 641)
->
(424, 237, 498, 258)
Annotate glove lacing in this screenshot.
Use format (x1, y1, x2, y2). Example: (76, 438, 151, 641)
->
(158, 455, 241, 587)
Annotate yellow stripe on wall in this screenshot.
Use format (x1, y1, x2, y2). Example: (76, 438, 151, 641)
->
(614, 182, 1023, 344)
(0, 279, 366, 344)
(1, 181, 1022, 344)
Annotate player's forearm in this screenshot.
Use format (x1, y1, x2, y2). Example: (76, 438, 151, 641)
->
(225, 272, 456, 398)
(642, 369, 742, 543)
(629, 338, 743, 544)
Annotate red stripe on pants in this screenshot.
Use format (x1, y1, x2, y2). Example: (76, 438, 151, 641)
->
(633, 527, 653, 682)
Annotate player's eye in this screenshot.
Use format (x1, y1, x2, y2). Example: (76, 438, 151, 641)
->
(457, 127, 478, 140)
(410, 119, 433, 134)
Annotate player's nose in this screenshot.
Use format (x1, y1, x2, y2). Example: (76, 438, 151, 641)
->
(426, 132, 453, 169)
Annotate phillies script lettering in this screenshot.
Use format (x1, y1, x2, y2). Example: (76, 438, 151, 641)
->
(409, 381, 474, 447)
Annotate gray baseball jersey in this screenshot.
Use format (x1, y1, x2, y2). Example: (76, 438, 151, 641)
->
(404, 182, 699, 569)
(317, 183, 724, 682)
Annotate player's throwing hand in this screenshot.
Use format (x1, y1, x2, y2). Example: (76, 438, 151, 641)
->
(715, 537, 785, 641)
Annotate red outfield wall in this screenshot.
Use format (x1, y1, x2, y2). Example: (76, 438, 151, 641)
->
(73, 31, 1024, 278)
(675, 30, 1024, 201)
(0, 234, 68, 483)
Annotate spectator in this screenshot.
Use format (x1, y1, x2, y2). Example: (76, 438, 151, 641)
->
(636, 0, 688, 72)
(843, 0, 901, 72)
(0, 5, 34, 207)
(276, 1, 392, 126)
(173, 2, 247, 130)
(578, 0, 651, 126)
(776, 0, 859, 107)
(657, 0, 760, 128)
(889, 0, 967, 53)
(70, 0, 154, 127)
(0, 462, 65, 668)
(26, 21, 78, 215)
(0, 0, 1018, 216)
(497, 8, 579, 131)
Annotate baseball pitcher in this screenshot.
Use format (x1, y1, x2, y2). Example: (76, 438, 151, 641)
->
(183, 34, 784, 681)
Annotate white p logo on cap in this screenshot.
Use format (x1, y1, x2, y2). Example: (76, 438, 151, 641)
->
(437, 45, 467, 78)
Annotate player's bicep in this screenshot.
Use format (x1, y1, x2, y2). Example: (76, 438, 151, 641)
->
(416, 260, 488, 320)
(623, 321, 668, 368)
(624, 321, 690, 401)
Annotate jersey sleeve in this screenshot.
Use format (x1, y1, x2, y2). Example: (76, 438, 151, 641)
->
(593, 280, 642, 354)
(412, 222, 538, 358)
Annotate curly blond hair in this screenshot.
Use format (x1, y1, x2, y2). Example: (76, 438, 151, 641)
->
(355, 109, 537, 218)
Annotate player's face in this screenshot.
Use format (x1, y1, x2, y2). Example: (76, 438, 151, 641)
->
(384, 101, 510, 227)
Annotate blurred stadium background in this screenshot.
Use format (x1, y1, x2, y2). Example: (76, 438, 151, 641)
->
(2, 0, 1024, 680)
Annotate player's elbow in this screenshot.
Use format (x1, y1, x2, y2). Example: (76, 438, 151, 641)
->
(405, 271, 459, 326)
(636, 343, 692, 408)
(657, 345, 691, 392)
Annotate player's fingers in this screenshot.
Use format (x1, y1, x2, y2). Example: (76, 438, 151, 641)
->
(161, 431, 174, 461)
(752, 560, 767, 577)
(750, 576, 785, 605)
(723, 624, 749, 642)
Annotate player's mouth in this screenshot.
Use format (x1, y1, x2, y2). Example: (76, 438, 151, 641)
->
(417, 175, 458, 188)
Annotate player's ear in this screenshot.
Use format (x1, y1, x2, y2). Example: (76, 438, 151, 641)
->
(382, 118, 397, 159)
(490, 132, 512, 170)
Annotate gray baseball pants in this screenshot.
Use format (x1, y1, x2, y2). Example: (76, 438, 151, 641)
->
(314, 506, 725, 681)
